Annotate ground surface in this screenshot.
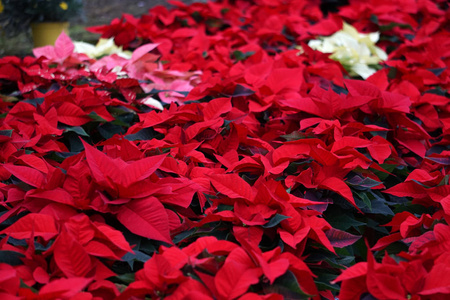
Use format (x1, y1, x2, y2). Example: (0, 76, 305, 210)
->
(0, 0, 203, 56)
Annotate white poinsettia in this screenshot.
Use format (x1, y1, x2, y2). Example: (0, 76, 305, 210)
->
(73, 38, 132, 59)
(306, 23, 388, 79)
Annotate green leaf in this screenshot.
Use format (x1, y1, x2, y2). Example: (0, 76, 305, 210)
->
(232, 50, 255, 62)
(0, 250, 25, 265)
(88, 112, 109, 122)
(366, 219, 390, 234)
(264, 270, 314, 299)
(98, 123, 125, 139)
(355, 191, 372, 211)
(121, 250, 151, 270)
(314, 273, 340, 293)
(379, 22, 413, 31)
(355, 191, 394, 216)
(326, 211, 366, 231)
(0, 130, 13, 137)
(173, 228, 197, 244)
(347, 176, 382, 190)
(217, 204, 234, 212)
(281, 131, 305, 141)
(263, 214, 291, 228)
(61, 126, 89, 137)
(125, 127, 158, 141)
(114, 273, 135, 284)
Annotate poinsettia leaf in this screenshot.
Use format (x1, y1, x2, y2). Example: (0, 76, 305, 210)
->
(203, 97, 232, 120)
(54, 31, 75, 60)
(0, 250, 25, 266)
(326, 210, 366, 231)
(88, 112, 109, 122)
(53, 231, 92, 278)
(3, 164, 45, 188)
(121, 154, 166, 187)
(61, 125, 90, 137)
(0, 130, 12, 138)
(38, 277, 91, 298)
(0, 213, 58, 241)
(325, 228, 361, 248)
(172, 228, 197, 244)
(264, 270, 313, 299)
(320, 177, 360, 211)
(263, 214, 291, 228)
(355, 191, 394, 215)
(209, 173, 253, 201)
(125, 127, 158, 141)
(117, 197, 172, 245)
(121, 250, 151, 270)
(425, 156, 450, 165)
(226, 84, 255, 97)
(57, 102, 91, 126)
(215, 256, 262, 299)
(82, 140, 118, 188)
(347, 176, 383, 190)
(98, 123, 125, 139)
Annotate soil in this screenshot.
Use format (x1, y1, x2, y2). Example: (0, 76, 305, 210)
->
(0, 0, 205, 56)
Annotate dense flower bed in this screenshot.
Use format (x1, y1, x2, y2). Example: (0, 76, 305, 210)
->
(0, 0, 449, 299)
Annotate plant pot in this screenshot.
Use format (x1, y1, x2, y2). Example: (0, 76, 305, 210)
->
(31, 22, 69, 47)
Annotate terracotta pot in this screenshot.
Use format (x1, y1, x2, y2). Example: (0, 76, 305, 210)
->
(31, 22, 69, 47)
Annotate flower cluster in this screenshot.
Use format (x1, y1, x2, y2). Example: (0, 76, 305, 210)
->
(0, 0, 449, 299)
(306, 23, 388, 79)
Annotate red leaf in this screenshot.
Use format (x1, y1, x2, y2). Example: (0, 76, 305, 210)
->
(57, 102, 90, 126)
(209, 173, 253, 201)
(371, 233, 402, 251)
(325, 228, 361, 248)
(54, 31, 75, 60)
(203, 97, 232, 120)
(53, 231, 92, 278)
(38, 277, 91, 299)
(184, 119, 222, 141)
(17, 154, 49, 174)
(380, 91, 411, 114)
(3, 164, 45, 188)
(117, 197, 172, 244)
(0, 263, 20, 296)
(121, 154, 167, 187)
(33, 267, 50, 285)
(215, 248, 262, 299)
(333, 262, 368, 283)
(367, 136, 393, 164)
(168, 278, 213, 300)
(419, 263, 450, 295)
(33, 45, 56, 60)
(130, 43, 159, 64)
(330, 137, 371, 153)
(83, 140, 166, 192)
(345, 79, 381, 99)
(0, 213, 58, 241)
(383, 181, 426, 198)
(25, 188, 74, 206)
(319, 177, 359, 211)
(156, 177, 198, 208)
(278, 227, 310, 249)
(93, 222, 133, 254)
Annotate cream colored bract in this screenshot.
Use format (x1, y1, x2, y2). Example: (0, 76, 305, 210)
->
(305, 23, 387, 79)
(74, 38, 132, 59)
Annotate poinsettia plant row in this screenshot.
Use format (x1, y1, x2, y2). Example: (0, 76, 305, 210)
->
(0, 0, 449, 299)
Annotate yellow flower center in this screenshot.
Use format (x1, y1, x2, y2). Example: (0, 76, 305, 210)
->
(59, 1, 68, 10)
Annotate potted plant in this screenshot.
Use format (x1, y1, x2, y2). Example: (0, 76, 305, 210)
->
(0, 0, 83, 47)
